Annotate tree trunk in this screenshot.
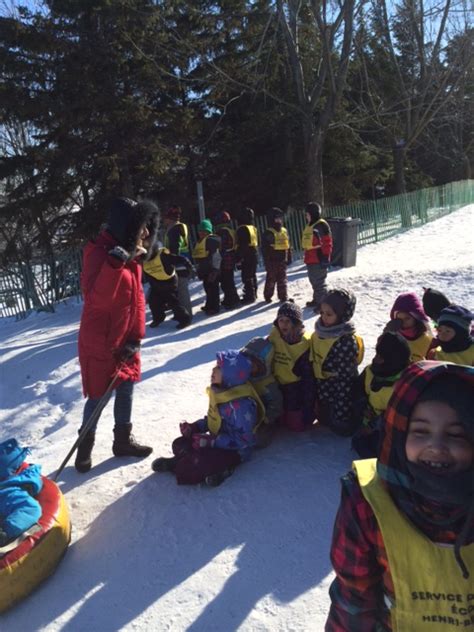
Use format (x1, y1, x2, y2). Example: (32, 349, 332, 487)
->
(392, 143, 407, 195)
(303, 122, 325, 204)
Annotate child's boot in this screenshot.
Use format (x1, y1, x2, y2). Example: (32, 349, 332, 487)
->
(112, 423, 153, 457)
(74, 431, 95, 473)
(151, 456, 177, 472)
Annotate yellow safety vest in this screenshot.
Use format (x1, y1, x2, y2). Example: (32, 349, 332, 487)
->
(165, 222, 189, 255)
(268, 227, 290, 250)
(206, 383, 266, 435)
(192, 234, 218, 260)
(143, 248, 175, 281)
(219, 226, 236, 251)
(301, 219, 329, 251)
(406, 332, 433, 363)
(433, 346, 474, 367)
(364, 367, 395, 417)
(239, 225, 258, 247)
(268, 326, 311, 384)
(310, 332, 365, 379)
(354, 459, 474, 632)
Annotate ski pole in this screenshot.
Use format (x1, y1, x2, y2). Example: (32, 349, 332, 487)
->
(54, 370, 122, 481)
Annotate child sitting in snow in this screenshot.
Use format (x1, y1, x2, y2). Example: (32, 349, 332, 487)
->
(151, 350, 265, 486)
(429, 305, 474, 366)
(326, 361, 474, 632)
(240, 336, 283, 447)
(268, 302, 316, 432)
(386, 292, 432, 362)
(351, 332, 411, 458)
(0, 439, 42, 547)
(310, 288, 364, 436)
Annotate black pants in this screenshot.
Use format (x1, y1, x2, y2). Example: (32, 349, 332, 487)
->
(203, 277, 220, 312)
(149, 279, 190, 324)
(241, 250, 258, 301)
(220, 268, 240, 307)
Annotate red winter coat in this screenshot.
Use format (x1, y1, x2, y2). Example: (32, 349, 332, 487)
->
(78, 231, 146, 399)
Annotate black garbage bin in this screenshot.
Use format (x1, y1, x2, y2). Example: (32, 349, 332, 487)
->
(327, 217, 361, 267)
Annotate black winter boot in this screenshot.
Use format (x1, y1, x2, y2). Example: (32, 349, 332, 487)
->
(74, 431, 95, 473)
(112, 423, 153, 458)
(151, 456, 177, 472)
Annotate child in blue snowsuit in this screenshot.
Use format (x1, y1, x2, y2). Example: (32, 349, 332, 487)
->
(0, 439, 43, 547)
(151, 350, 265, 486)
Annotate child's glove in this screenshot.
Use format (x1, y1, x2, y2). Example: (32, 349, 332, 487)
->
(384, 318, 403, 333)
(319, 255, 330, 268)
(192, 434, 215, 450)
(180, 422, 194, 438)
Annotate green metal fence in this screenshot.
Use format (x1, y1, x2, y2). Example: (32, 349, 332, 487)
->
(1, 179, 472, 319)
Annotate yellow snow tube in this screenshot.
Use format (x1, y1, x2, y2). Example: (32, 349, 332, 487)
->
(0, 475, 71, 613)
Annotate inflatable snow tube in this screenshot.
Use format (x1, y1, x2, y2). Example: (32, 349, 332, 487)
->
(0, 475, 71, 613)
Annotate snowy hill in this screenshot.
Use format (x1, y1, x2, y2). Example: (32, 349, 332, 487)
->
(0, 204, 473, 632)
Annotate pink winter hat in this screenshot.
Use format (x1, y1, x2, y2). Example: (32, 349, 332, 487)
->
(390, 292, 429, 322)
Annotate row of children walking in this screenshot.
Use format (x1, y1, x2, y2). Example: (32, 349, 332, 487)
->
(142, 201, 333, 329)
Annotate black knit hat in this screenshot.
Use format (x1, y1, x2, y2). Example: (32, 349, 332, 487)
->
(106, 197, 159, 254)
(422, 288, 451, 323)
(372, 332, 411, 377)
(321, 288, 356, 323)
(276, 301, 303, 325)
(439, 305, 473, 334)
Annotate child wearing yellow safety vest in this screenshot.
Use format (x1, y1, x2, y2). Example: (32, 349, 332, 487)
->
(268, 302, 316, 432)
(192, 218, 222, 315)
(326, 361, 474, 632)
(151, 349, 265, 487)
(351, 332, 410, 459)
(386, 292, 433, 362)
(142, 240, 192, 330)
(262, 207, 292, 303)
(310, 288, 364, 436)
(236, 207, 259, 304)
(429, 305, 474, 366)
(214, 210, 241, 309)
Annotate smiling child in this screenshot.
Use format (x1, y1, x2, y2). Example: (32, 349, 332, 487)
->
(326, 361, 474, 632)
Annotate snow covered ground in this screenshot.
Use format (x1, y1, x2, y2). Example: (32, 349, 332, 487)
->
(0, 204, 473, 632)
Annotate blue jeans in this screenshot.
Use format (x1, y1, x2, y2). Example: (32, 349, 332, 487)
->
(81, 380, 134, 433)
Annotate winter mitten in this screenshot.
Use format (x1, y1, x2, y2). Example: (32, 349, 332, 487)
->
(319, 255, 330, 268)
(108, 246, 131, 262)
(384, 318, 403, 333)
(179, 422, 194, 438)
(192, 434, 215, 450)
(117, 341, 141, 361)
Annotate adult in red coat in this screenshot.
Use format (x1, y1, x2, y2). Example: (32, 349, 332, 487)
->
(75, 197, 159, 473)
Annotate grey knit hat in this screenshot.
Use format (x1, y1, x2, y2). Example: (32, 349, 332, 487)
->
(276, 301, 303, 325)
